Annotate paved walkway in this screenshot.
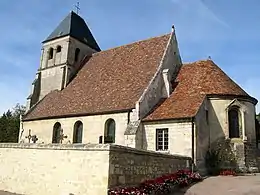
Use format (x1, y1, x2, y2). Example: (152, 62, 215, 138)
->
(174, 175, 260, 195)
(1, 175, 260, 195)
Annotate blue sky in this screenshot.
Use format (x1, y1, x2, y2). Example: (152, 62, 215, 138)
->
(0, 0, 259, 114)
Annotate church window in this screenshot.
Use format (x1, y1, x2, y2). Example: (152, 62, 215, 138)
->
(228, 106, 240, 138)
(104, 119, 115, 143)
(48, 47, 54, 59)
(73, 121, 83, 143)
(75, 48, 80, 62)
(156, 128, 168, 151)
(206, 110, 209, 124)
(56, 45, 61, 53)
(52, 122, 61, 143)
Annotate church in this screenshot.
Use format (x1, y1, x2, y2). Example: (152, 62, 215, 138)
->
(20, 11, 259, 172)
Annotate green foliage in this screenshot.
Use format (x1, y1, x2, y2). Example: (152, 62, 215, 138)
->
(0, 104, 26, 143)
(205, 138, 237, 175)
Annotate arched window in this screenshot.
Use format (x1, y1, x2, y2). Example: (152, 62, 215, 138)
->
(56, 45, 61, 53)
(228, 107, 240, 138)
(48, 47, 54, 59)
(75, 48, 80, 62)
(104, 119, 115, 143)
(73, 121, 83, 143)
(52, 122, 61, 143)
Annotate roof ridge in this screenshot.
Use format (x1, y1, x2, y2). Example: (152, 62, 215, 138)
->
(183, 59, 212, 65)
(93, 33, 171, 56)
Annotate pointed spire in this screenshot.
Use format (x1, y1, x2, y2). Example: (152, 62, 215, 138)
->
(43, 11, 100, 51)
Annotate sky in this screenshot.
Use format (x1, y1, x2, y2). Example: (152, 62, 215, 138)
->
(0, 0, 259, 114)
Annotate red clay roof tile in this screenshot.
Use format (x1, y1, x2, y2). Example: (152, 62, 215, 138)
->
(143, 60, 254, 121)
(23, 34, 171, 121)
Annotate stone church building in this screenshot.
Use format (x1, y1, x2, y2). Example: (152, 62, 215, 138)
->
(20, 11, 259, 172)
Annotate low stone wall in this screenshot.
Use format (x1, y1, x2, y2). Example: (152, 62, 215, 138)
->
(0, 144, 191, 195)
(0, 143, 110, 195)
(108, 145, 191, 188)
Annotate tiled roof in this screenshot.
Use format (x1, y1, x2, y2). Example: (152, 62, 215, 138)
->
(144, 60, 255, 121)
(23, 34, 170, 121)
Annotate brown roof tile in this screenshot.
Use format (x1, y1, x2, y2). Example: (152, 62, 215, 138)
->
(144, 60, 255, 121)
(23, 34, 171, 121)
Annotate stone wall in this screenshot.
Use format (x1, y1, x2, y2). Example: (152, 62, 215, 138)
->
(21, 112, 130, 145)
(0, 143, 110, 195)
(108, 145, 191, 188)
(137, 30, 182, 120)
(0, 144, 191, 195)
(143, 120, 192, 157)
(194, 99, 209, 174)
(208, 97, 258, 171)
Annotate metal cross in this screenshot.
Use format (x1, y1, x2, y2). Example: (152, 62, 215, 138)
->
(31, 135, 38, 143)
(25, 129, 32, 143)
(59, 129, 68, 144)
(75, 2, 80, 14)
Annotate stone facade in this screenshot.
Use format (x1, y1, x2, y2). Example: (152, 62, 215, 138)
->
(26, 36, 97, 111)
(207, 97, 258, 171)
(194, 99, 210, 174)
(0, 143, 191, 195)
(21, 96, 259, 173)
(136, 28, 182, 120)
(21, 112, 131, 146)
(143, 120, 192, 156)
(108, 145, 191, 188)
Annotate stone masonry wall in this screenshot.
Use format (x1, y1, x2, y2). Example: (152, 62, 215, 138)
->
(108, 145, 191, 188)
(21, 112, 129, 145)
(0, 144, 191, 195)
(0, 144, 110, 195)
(143, 121, 192, 157)
(137, 30, 182, 120)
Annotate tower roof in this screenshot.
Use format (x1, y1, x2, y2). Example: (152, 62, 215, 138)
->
(43, 11, 100, 51)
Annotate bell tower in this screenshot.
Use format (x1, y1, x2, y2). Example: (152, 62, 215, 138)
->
(26, 11, 100, 112)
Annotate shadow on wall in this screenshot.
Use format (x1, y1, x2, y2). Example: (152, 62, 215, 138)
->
(208, 100, 226, 145)
(195, 100, 226, 174)
(142, 123, 148, 150)
(205, 138, 239, 175)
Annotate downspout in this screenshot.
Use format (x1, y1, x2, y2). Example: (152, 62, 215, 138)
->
(191, 117, 195, 173)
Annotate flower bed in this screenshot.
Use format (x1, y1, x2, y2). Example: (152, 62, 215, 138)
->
(219, 169, 237, 176)
(108, 169, 203, 195)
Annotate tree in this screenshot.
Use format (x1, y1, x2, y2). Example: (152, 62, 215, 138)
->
(0, 104, 26, 143)
(257, 113, 260, 122)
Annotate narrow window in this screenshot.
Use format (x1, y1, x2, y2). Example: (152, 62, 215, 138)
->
(73, 121, 83, 143)
(156, 128, 169, 151)
(206, 110, 209, 125)
(48, 47, 54, 59)
(56, 45, 61, 53)
(228, 107, 240, 138)
(75, 48, 80, 62)
(52, 122, 61, 143)
(104, 119, 115, 143)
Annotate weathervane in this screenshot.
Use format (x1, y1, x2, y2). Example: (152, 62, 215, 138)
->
(75, 2, 80, 14)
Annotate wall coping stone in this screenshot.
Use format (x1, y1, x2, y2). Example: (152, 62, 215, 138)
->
(109, 145, 191, 160)
(0, 143, 191, 160)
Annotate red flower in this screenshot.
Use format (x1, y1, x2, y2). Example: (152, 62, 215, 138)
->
(219, 169, 236, 176)
(108, 169, 203, 195)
